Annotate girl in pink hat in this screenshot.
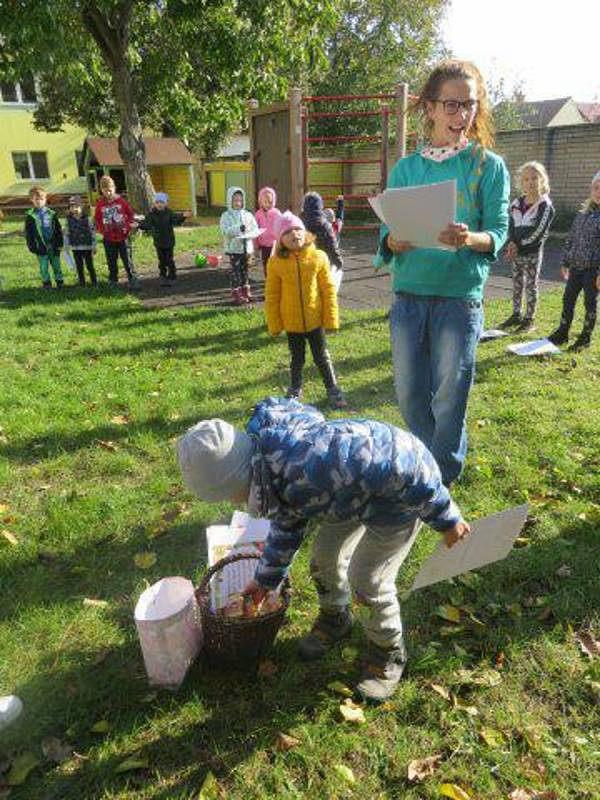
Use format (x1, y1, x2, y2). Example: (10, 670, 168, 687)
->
(254, 187, 282, 276)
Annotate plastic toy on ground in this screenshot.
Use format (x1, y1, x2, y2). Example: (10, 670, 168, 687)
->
(195, 253, 208, 268)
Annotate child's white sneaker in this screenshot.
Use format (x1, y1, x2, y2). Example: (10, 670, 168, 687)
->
(0, 695, 23, 731)
(355, 642, 406, 704)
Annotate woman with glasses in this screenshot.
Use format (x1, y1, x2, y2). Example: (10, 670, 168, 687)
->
(374, 60, 510, 487)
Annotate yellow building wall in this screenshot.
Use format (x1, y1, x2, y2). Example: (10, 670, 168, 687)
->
(205, 161, 251, 207)
(160, 165, 193, 211)
(0, 108, 87, 196)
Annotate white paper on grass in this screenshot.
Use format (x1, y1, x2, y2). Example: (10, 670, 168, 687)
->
(206, 512, 271, 612)
(506, 338, 560, 356)
(411, 504, 529, 591)
(480, 328, 509, 341)
(368, 180, 457, 251)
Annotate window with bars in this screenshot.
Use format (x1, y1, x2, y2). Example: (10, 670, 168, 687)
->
(12, 152, 50, 180)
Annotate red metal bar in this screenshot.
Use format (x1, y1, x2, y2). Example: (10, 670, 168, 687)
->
(306, 110, 383, 119)
(303, 92, 397, 102)
(305, 134, 381, 143)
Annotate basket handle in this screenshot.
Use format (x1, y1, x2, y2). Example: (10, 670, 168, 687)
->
(196, 551, 260, 602)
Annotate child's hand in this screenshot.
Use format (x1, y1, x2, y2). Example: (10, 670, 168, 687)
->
(242, 579, 267, 606)
(443, 521, 471, 549)
(387, 234, 414, 253)
(561, 266, 570, 280)
(438, 223, 470, 249)
(506, 242, 518, 260)
(336, 194, 344, 200)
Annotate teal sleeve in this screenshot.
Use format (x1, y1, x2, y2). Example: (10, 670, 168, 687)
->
(478, 155, 510, 261)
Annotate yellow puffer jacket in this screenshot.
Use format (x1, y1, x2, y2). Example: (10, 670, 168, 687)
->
(265, 242, 339, 335)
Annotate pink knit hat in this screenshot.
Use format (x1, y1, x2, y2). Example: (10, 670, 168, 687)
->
(275, 211, 305, 243)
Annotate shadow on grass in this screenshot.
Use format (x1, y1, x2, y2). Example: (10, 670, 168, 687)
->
(3, 520, 598, 798)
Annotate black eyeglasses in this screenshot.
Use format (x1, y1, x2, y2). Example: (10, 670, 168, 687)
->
(434, 99, 478, 115)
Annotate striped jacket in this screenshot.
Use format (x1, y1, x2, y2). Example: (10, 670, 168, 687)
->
(246, 397, 463, 589)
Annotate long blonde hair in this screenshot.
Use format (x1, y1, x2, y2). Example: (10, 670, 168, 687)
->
(415, 59, 494, 149)
(516, 161, 550, 195)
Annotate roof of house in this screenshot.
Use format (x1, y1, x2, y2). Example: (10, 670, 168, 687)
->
(577, 102, 600, 123)
(217, 134, 250, 159)
(517, 97, 573, 128)
(84, 137, 194, 166)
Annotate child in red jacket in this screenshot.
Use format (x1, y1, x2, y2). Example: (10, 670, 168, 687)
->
(94, 175, 139, 289)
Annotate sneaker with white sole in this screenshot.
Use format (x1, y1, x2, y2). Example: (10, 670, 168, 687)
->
(355, 642, 407, 703)
(297, 607, 353, 661)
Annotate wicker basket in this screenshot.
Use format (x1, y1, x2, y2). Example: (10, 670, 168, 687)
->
(196, 552, 291, 666)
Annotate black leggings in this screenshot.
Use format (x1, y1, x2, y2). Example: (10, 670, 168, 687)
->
(73, 250, 97, 286)
(559, 268, 598, 337)
(104, 239, 134, 282)
(156, 245, 176, 278)
(229, 253, 249, 290)
(287, 327, 338, 392)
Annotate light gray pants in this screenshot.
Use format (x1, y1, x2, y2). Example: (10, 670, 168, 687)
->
(309, 517, 421, 649)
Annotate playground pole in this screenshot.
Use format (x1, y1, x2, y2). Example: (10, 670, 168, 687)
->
(395, 81, 409, 161)
(289, 87, 304, 213)
(247, 98, 259, 205)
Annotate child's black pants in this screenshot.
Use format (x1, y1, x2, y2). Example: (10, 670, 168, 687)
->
(560, 268, 598, 337)
(156, 245, 176, 278)
(287, 327, 337, 391)
(73, 251, 97, 286)
(104, 240, 134, 282)
(229, 253, 249, 290)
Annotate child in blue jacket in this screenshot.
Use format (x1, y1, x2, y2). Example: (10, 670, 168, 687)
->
(177, 397, 469, 702)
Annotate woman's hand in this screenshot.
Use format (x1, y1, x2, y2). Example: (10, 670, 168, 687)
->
(561, 267, 570, 280)
(506, 242, 518, 260)
(438, 223, 470, 249)
(386, 234, 414, 253)
(443, 521, 471, 549)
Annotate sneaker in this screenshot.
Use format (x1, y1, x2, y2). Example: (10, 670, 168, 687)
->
(568, 334, 591, 352)
(499, 313, 523, 329)
(108, 280, 119, 289)
(328, 387, 347, 410)
(159, 276, 171, 287)
(285, 387, 303, 401)
(42, 281, 52, 290)
(297, 607, 353, 661)
(128, 275, 141, 291)
(548, 327, 569, 346)
(56, 281, 64, 290)
(231, 288, 246, 305)
(516, 318, 536, 334)
(355, 642, 407, 704)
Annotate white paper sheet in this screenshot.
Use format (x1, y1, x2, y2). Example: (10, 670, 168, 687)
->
(206, 512, 270, 611)
(369, 180, 457, 250)
(480, 328, 509, 341)
(411, 504, 529, 591)
(331, 266, 343, 293)
(506, 338, 560, 356)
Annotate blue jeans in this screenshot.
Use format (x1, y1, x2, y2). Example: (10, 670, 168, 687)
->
(390, 292, 483, 485)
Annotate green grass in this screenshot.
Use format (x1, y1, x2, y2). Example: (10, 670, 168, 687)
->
(0, 220, 599, 799)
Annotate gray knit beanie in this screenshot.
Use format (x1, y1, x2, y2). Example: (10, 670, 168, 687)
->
(176, 420, 254, 502)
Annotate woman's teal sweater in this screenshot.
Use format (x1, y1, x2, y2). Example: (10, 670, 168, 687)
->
(375, 142, 510, 300)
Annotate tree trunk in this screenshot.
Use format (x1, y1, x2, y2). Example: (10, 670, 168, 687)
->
(82, 1, 154, 212)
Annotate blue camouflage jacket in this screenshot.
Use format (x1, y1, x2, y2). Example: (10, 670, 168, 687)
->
(246, 397, 463, 589)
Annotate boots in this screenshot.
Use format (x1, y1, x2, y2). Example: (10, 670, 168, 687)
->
(568, 333, 591, 351)
(355, 641, 407, 703)
(231, 287, 247, 305)
(285, 386, 303, 400)
(548, 326, 569, 346)
(328, 386, 347, 410)
(499, 312, 522, 329)
(242, 284, 252, 302)
(297, 607, 353, 661)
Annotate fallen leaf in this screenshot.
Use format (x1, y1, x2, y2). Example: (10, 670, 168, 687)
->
(472, 669, 502, 687)
(97, 439, 118, 452)
(333, 764, 356, 784)
(275, 732, 301, 751)
(407, 753, 442, 782)
(575, 630, 599, 658)
(133, 551, 157, 570)
(555, 564, 572, 578)
(339, 698, 366, 724)
(90, 720, 111, 733)
(110, 415, 129, 426)
(430, 683, 452, 701)
(1, 530, 19, 546)
(509, 791, 531, 800)
(83, 598, 109, 609)
(457, 573, 478, 589)
(509, 792, 558, 800)
(198, 769, 220, 799)
(435, 605, 461, 624)
(479, 727, 506, 748)
(327, 680, 353, 697)
(439, 625, 465, 636)
(115, 754, 149, 773)
(440, 783, 472, 800)
(257, 659, 278, 678)
(514, 537, 531, 547)
(0, 504, 8, 513)
(42, 736, 73, 763)
(6, 752, 40, 786)
(453, 698, 479, 717)
(341, 646, 358, 661)
(507, 602, 522, 617)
